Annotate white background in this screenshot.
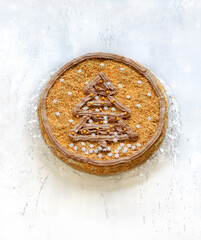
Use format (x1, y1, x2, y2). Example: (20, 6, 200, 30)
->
(1, 0, 201, 239)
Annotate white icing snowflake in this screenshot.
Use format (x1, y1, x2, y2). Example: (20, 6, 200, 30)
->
(103, 148, 108, 152)
(136, 104, 141, 108)
(84, 151, 89, 155)
(127, 144, 132, 148)
(148, 116, 152, 121)
(126, 95, 131, 99)
(98, 153, 103, 158)
(122, 147, 128, 153)
(114, 149, 119, 154)
(108, 153, 112, 157)
(106, 82, 111, 86)
(104, 106, 108, 110)
(74, 146, 78, 151)
(81, 142, 86, 146)
(100, 63, 104, 67)
(136, 143, 141, 147)
(53, 99, 57, 103)
(120, 143, 125, 147)
(120, 67, 124, 71)
(69, 143, 74, 148)
(95, 95, 100, 100)
(107, 147, 111, 151)
(91, 133, 96, 137)
(89, 149, 93, 153)
(136, 124, 140, 129)
(69, 119, 73, 123)
(147, 92, 151, 97)
(89, 144, 94, 148)
(81, 147, 86, 152)
(132, 145, 136, 150)
(114, 132, 118, 136)
(68, 92, 72, 96)
(118, 84, 122, 88)
(115, 153, 119, 158)
(95, 108, 100, 112)
(60, 78, 64, 82)
(56, 112, 60, 116)
(117, 146, 121, 150)
(94, 149, 99, 154)
(113, 138, 118, 143)
(138, 80, 142, 84)
(98, 146, 102, 151)
(85, 81, 89, 85)
(88, 119, 93, 123)
(103, 120, 108, 124)
(77, 69, 82, 73)
(103, 116, 108, 120)
(83, 107, 89, 111)
(111, 107, 116, 112)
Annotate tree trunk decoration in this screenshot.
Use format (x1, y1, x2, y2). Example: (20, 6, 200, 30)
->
(69, 73, 138, 150)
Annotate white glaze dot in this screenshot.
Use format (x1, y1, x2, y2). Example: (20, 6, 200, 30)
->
(120, 143, 125, 147)
(89, 144, 94, 148)
(74, 146, 78, 151)
(108, 153, 112, 157)
(60, 78, 64, 82)
(69, 143, 74, 148)
(126, 95, 131, 99)
(111, 107, 116, 112)
(81, 142, 85, 146)
(127, 144, 132, 148)
(136, 104, 141, 108)
(56, 112, 60, 116)
(117, 146, 121, 150)
(69, 119, 73, 123)
(88, 119, 93, 123)
(95, 108, 100, 112)
(114, 132, 118, 136)
(103, 116, 108, 120)
(136, 124, 140, 129)
(118, 84, 122, 88)
(85, 81, 89, 85)
(147, 92, 151, 97)
(103, 120, 108, 124)
(136, 143, 141, 147)
(91, 133, 96, 137)
(106, 82, 111, 86)
(81, 147, 86, 152)
(95, 96, 100, 100)
(98, 153, 103, 158)
(115, 153, 119, 158)
(114, 149, 119, 154)
(100, 63, 104, 67)
(138, 80, 142, 84)
(113, 138, 118, 143)
(148, 116, 152, 121)
(98, 146, 102, 151)
(104, 106, 108, 110)
(94, 149, 99, 154)
(83, 107, 89, 111)
(107, 147, 111, 151)
(84, 151, 89, 155)
(120, 67, 124, 71)
(68, 92, 72, 96)
(89, 149, 93, 153)
(77, 69, 82, 73)
(53, 99, 57, 103)
(132, 145, 136, 150)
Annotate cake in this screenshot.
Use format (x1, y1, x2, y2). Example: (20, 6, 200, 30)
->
(38, 53, 168, 175)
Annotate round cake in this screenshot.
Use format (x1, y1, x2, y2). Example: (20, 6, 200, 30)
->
(38, 53, 168, 175)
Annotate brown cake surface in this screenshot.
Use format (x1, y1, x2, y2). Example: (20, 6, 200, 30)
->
(38, 53, 168, 175)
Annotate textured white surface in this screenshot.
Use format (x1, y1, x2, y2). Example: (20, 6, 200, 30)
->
(1, 0, 201, 239)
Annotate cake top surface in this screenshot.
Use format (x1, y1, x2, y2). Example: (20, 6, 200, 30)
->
(40, 53, 165, 166)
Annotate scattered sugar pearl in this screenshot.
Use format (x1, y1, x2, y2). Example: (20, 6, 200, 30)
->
(68, 92, 72, 96)
(95, 95, 100, 100)
(60, 78, 64, 82)
(132, 145, 136, 150)
(95, 108, 100, 112)
(120, 67, 124, 71)
(77, 69, 82, 73)
(115, 153, 119, 158)
(69, 143, 74, 148)
(136, 124, 140, 129)
(127, 144, 132, 148)
(114, 132, 118, 136)
(148, 116, 152, 121)
(113, 138, 118, 143)
(111, 107, 116, 112)
(120, 143, 125, 147)
(136, 104, 141, 108)
(89, 149, 93, 153)
(69, 119, 73, 123)
(126, 95, 130, 99)
(56, 112, 60, 116)
(106, 82, 111, 86)
(136, 143, 141, 147)
(138, 80, 142, 84)
(81, 147, 86, 152)
(147, 92, 151, 97)
(108, 153, 112, 157)
(114, 149, 119, 154)
(53, 99, 57, 103)
(100, 63, 104, 67)
(89, 144, 94, 148)
(91, 133, 96, 137)
(74, 146, 78, 151)
(118, 84, 122, 88)
(94, 149, 99, 154)
(85, 81, 89, 85)
(88, 119, 93, 123)
(104, 106, 108, 110)
(81, 142, 86, 146)
(98, 153, 103, 158)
